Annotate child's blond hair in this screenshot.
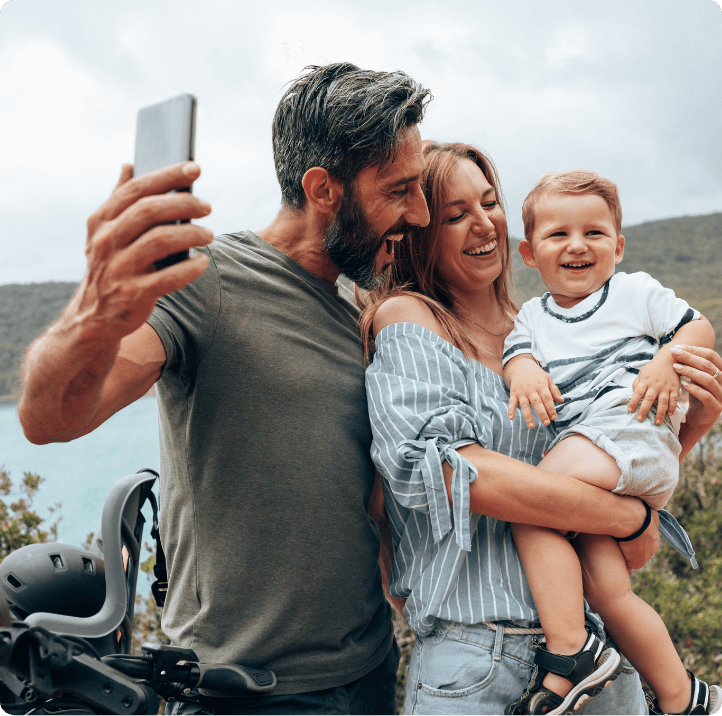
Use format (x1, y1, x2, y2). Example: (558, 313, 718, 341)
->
(522, 169, 623, 241)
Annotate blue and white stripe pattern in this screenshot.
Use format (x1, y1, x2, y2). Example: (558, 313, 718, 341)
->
(502, 272, 700, 430)
(366, 322, 555, 636)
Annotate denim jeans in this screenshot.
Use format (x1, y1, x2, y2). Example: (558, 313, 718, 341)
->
(403, 620, 647, 715)
(166, 638, 400, 715)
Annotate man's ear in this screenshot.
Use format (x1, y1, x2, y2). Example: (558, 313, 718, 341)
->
(615, 234, 625, 264)
(518, 239, 537, 268)
(301, 167, 343, 216)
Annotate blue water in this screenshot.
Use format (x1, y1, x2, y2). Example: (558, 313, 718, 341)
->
(0, 397, 160, 593)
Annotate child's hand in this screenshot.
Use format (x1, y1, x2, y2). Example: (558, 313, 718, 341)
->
(628, 356, 681, 424)
(506, 358, 563, 428)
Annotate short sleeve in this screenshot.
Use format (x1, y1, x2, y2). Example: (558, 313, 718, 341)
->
(502, 301, 536, 366)
(366, 324, 492, 551)
(636, 273, 700, 345)
(147, 244, 221, 383)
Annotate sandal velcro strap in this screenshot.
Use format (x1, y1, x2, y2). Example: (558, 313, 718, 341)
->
(533, 648, 575, 676)
(533, 633, 604, 686)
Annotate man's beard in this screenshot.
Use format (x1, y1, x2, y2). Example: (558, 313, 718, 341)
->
(324, 184, 413, 291)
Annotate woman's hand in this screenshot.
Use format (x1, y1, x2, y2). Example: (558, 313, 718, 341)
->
(671, 345, 722, 459)
(615, 502, 660, 572)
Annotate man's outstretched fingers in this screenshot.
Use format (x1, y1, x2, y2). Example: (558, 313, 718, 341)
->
(121, 224, 214, 275)
(112, 192, 212, 251)
(94, 161, 202, 224)
(115, 164, 134, 189)
(137, 252, 210, 298)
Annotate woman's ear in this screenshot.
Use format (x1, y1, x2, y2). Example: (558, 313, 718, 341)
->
(301, 167, 344, 216)
(518, 239, 537, 268)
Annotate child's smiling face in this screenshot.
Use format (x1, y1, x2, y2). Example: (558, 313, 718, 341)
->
(518, 192, 625, 309)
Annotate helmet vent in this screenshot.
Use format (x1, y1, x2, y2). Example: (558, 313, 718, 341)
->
(6, 574, 21, 589)
(82, 558, 95, 574)
(50, 554, 64, 569)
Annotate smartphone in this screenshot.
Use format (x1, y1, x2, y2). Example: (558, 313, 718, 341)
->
(134, 93, 197, 270)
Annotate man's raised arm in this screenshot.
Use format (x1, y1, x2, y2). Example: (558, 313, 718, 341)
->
(19, 162, 212, 444)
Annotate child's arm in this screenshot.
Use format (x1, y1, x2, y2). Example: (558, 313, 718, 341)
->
(628, 316, 716, 424)
(504, 354, 563, 429)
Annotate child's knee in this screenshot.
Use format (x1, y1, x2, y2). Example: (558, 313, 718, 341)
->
(575, 534, 632, 606)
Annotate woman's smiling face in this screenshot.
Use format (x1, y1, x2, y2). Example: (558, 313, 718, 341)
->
(435, 157, 507, 300)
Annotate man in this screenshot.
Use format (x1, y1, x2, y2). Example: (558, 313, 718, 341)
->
(19, 62, 431, 714)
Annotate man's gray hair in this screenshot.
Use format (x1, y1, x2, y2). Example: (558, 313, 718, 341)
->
(272, 62, 432, 209)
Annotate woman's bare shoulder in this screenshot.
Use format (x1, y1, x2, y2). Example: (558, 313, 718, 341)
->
(373, 295, 451, 341)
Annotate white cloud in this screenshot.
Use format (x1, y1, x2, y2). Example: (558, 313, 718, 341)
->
(545, 26, 591, 68)
(0, 0, 720, 284)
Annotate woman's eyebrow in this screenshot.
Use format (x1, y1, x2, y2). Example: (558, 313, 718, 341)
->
(442, 188, 496, 208)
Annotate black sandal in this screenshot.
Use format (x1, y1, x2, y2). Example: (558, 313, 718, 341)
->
(647, 671, 721, 715)
(505, 630, 624, 715)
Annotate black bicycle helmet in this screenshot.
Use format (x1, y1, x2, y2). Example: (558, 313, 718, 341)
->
(0, 542, 105, 620)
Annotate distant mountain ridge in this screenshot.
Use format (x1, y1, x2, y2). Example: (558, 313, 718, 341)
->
(1, 212, 721, 399)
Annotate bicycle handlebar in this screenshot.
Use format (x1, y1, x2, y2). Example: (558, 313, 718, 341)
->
(0, 620, 276, 714)
(103, 653, 276, 696)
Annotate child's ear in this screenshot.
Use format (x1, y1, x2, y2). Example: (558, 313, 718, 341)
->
(518, 239, 537, 268)
(614, 234, 625, 264)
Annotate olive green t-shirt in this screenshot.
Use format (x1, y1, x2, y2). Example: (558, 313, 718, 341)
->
(147, 231, 392, 694)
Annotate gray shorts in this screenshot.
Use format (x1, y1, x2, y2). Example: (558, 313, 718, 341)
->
(549, 396, 681, 510)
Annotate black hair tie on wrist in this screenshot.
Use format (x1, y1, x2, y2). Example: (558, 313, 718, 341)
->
(614, 501, 652, 542)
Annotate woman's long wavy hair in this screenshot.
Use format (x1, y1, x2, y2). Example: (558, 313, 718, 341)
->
(359, 141, 517, 362)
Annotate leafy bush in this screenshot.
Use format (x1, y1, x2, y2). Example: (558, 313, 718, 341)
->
(0, 467, 59, 560)
(631, 421, 722, 685)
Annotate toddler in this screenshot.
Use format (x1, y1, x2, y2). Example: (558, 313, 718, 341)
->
(502, 170, 719, 715)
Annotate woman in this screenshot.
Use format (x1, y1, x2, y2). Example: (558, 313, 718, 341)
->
(360, 141, 722, 715)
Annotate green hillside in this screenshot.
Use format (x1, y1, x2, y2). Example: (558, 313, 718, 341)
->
(0, 282, 78, 399)
(511, 212, 722, 354)
(0, 212, 720, 399)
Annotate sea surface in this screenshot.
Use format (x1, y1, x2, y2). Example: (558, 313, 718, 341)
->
(0, 397, 160, 592)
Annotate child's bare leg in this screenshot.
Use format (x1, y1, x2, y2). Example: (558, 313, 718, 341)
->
(511, 522, 588, 698)
(576, 533, 691, 714)
(512, 436, 622, 698)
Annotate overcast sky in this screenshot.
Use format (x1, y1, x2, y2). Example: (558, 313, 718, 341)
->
(0, 0, 720, 285)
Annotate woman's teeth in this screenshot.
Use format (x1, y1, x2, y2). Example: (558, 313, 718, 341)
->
(464, 240, 497, 256)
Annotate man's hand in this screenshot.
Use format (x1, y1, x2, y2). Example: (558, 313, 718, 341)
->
(616, 505, 660, 572)
(369, 472, 407, 616)
(628, 351, 680, 424)
(19, 161, 213, 445)
(505, 355, 563, 428)
(81, 161, 213, 340)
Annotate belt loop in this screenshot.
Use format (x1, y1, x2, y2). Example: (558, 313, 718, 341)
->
(492, 622, 504, 661)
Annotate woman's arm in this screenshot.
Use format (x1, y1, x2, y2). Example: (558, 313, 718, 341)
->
(671, 344, 722, 460)
(444, 444, 657, 570)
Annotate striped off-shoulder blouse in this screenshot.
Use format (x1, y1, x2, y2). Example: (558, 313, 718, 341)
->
(366, 322, 557, 637)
